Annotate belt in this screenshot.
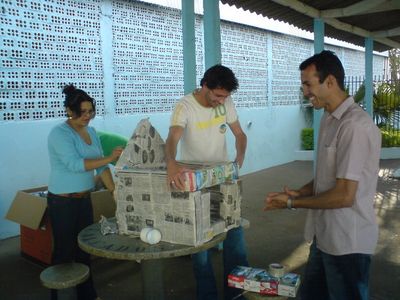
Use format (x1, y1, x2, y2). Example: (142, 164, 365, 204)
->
(51, 191, 91, 198)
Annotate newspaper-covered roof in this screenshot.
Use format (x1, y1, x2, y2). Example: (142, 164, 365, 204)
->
(114, 118, 239, 191)
(115, 118, 166, 170)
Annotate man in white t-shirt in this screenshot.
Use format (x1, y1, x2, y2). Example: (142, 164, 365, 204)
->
(264, 51, 381, 300)
(165, 64, 248, 300)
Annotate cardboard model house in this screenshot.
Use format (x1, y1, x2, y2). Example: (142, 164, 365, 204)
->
(114, 118, 242, 246)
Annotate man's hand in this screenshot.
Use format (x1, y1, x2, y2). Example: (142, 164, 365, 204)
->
(264, 193, 288, 210)
(264, 186, 299, 210)
(229, 121, 246, 169)
(165, 126, 186, 190)
(167, 160, 187, 191)
(234, 154, 245, 168)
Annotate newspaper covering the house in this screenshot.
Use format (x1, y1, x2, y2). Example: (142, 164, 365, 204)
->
(115, 171, 242, 245)
(115, 118, 166, 170)
(115, 171, 214, 245)
(114, 118, 243, 246)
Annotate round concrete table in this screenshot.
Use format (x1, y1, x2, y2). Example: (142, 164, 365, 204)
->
(78, 219, 227, 300)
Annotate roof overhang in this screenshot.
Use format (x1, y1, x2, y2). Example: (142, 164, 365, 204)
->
(221, 0, 400, 52)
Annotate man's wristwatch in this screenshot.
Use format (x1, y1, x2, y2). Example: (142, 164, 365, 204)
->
(287, 196, 296, 210)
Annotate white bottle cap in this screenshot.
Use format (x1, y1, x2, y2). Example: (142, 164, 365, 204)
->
(140, 227, 161, 244)
(146, 228, 161, 244)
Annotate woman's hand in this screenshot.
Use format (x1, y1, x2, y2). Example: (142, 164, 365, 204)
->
(109, 146, 124, 162)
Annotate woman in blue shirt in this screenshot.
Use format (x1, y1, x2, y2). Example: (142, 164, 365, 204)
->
(47, 84, 122, 300)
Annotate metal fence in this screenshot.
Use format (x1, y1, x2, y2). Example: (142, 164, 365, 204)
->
(345, 76, 400, 147)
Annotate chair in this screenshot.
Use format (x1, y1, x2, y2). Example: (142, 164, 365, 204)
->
(40, 263, 89, 300)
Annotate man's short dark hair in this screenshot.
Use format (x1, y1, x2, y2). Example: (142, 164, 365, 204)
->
(200, 64, 239, 92)
(299, 50, 345, 91)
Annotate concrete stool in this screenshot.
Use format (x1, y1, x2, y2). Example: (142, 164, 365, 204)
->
(40, 263, 90, 300)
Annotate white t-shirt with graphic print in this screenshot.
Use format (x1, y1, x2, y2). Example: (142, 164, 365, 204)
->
(170, 92, 238, 163)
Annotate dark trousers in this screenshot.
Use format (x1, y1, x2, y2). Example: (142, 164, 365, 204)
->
(300, 240, 371, 300)
(192, 226, 249, 300)
(47, 193, 97, 300)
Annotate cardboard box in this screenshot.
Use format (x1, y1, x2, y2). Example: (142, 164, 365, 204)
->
(228, 266, 254, 289)
(278, 273, 301, 298)
(6, 186, 115, 265)
(244, 268, 279, 296)
(116, 161, 239, 192)
(176, 161, 239, 192)
(228, 266, 301, 298)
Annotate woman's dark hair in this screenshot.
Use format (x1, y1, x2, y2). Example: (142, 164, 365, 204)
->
(299, 50, 345, 91)
(63, 84, 96, 118)
(200, 64, 239, 92)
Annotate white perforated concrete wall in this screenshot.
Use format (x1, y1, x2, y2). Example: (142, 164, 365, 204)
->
(0, 0, 386, 123)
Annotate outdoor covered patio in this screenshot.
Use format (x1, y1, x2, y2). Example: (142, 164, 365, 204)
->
(1, 1, 399, 299)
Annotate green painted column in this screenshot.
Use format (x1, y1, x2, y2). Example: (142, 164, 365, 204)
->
(313, 19, 324, 164)
(203, 0, 221, 68)
(203, 0, 222, 252)
(182, 0, 196, 94)
(365, 38, 373, 116)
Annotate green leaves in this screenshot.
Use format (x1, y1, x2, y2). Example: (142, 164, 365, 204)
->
(301, 128, 314, 150)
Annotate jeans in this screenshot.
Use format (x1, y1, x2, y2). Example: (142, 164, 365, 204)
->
(300, 240, 371, 300)
(192, 226, 248, 300)
(47, 193, 97, 300)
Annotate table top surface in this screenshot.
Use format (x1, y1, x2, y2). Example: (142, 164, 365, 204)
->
(78, 220, 227, 261)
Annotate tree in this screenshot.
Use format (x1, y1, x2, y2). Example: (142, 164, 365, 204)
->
(353, 82, 400, 126)
(388, 49, 400, 93)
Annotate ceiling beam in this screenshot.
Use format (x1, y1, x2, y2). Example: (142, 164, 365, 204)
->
(321, 0, 390, 18)
(323, 18, 400, 49)
(372, 26, 400, 38)
(271, 0, 400, 49)
(269, 0, 320, 18)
